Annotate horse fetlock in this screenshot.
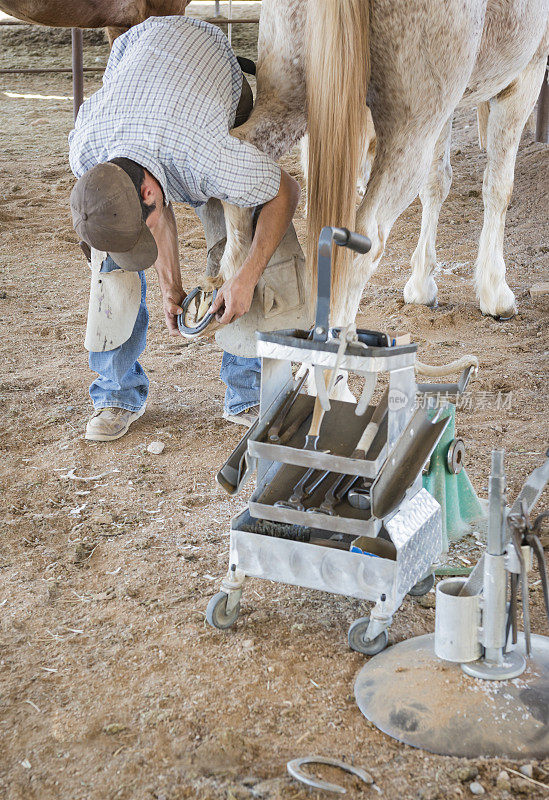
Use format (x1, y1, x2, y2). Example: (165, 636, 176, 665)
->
(199, 273, 224, 291)
(332, 374, 356, 403)
(306, 371, 356, 403)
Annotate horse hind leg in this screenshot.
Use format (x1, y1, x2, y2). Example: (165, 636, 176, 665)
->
(357, 107, 377, 196)
(331, 115, 452, 328)
(476, 54, 548, 318)
(403, 116, 453, 307)
(300, 107, 376, 215)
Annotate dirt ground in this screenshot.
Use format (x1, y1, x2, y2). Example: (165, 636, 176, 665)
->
(1, 11, 548, 800)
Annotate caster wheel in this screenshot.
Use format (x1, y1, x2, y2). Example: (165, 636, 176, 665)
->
(348, 616, 388, 655)
(206, 591, 240, 630)
(407, 572, 435, 597)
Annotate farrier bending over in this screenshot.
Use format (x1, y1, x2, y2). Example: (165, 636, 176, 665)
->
(68, 15, 300, 441)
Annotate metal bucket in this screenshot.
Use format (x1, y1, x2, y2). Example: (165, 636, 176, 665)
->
(434, 577, 481, 662)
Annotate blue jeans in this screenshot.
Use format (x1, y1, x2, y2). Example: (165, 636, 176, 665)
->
(220, 351, 261, 415)
(89, 257, 260, 415)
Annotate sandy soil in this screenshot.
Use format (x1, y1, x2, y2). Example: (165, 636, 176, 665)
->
(1, 14, 548, 800)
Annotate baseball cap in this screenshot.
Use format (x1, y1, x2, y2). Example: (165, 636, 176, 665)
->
(70, 162, 158, 271)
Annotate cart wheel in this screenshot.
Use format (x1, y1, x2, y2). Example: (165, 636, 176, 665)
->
(407, 572, 435, 597)
(206, 591, 240, 630)
(348, 616, 388, 655)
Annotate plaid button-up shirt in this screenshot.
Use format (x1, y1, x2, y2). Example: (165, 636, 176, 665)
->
(69, 16, 281, 208)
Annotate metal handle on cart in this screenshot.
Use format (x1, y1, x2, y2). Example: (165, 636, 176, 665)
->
(314, 226, 372, 343)
(416, 365, 475, 396)
(332, 227, 372, 254)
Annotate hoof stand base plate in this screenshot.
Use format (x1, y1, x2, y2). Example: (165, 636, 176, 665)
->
(354, 632, 549, 759)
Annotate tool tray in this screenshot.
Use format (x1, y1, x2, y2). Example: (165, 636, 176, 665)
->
(248, 394, 387, 479)
(249, 463, 378, 537)
(256, 328, 417, 373)
(248, 395, 386, 536)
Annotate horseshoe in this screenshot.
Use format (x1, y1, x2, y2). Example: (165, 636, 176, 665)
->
(177, 286, 218, 337)
(287, 756, 374, 795)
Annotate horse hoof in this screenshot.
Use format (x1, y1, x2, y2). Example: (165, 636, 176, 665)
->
(402, 277, 438, 308)
(494, 307, 516, 321)
(483, 306, 516, 322)
(426, 297, 439, 310)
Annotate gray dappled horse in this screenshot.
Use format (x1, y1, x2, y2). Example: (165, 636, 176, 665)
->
(221, 0, 548, 322)
(3, 0, 547, 319)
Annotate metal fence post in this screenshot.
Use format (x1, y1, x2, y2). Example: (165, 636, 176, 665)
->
(71, 27, 84, 121)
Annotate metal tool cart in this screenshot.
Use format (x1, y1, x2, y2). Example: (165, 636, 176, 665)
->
(207, 226, 461, 654)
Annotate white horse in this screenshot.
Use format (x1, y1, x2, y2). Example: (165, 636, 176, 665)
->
(221, 0, 549, 323)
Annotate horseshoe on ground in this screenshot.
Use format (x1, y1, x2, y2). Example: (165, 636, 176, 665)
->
(286, 756, 374, 795)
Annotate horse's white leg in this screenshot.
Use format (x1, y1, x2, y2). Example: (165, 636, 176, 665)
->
(475, 54, 547, 317)
(330, 118, 451, 326)
(218, 203, 254, 281)
(403, 116, 453, 306)
(219, 0, 307, 279)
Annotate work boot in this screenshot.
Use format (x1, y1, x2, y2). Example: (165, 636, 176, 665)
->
(85, 405, 146, 441)
(222, 405, 259, 428)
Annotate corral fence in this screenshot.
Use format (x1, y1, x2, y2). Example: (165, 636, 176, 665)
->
(0, 2, 261, 119)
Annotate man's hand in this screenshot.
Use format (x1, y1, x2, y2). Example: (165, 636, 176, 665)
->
(209, 271, 256, 325)
(162, 285, 186, 335)
(209, 168, 300, 326)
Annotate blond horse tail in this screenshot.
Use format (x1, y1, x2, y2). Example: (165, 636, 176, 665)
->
(306, 0, 370, 308)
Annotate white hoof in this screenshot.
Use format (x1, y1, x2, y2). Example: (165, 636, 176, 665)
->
(403, 276, 438, 307)
(306, 372, 356, 403)
(332, 377, 356, 403)
(478, 283, 516, 319)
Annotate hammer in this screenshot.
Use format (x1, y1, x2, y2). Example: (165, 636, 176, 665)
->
(274, 376, 333, 511)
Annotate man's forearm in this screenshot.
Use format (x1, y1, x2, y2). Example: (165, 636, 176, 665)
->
(151, 202, 183, 293)
(149, 202, 186, 335)
(240, 169, 300, 283)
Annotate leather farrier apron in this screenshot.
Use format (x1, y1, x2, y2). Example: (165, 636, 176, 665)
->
(84, 248, 141, 352)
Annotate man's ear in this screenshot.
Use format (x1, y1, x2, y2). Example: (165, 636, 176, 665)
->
(141, 181, 156, 204)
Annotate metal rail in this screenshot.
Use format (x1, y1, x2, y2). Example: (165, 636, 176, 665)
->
(0, 67, 104, 73)
(0, 8, 260, 120)
(0, 16, 260, 26)
(71, 28, 83, 119)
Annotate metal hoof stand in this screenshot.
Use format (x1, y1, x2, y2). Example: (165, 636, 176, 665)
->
(355, 449, 549, 758)
(209, 227, 467, 653)
(422, 404, 486, 548)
